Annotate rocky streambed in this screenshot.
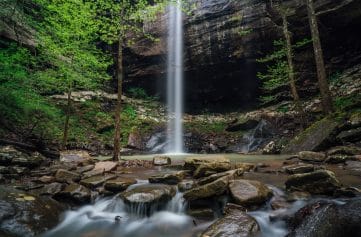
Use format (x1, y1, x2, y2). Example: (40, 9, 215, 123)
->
(1, 146, 361, 237)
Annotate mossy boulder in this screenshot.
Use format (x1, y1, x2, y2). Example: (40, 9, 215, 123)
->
(183, 176, 229, 201)
(285, 170, 340, 195)
(201, 203, 260, 237)
(282, 117, 340, 154)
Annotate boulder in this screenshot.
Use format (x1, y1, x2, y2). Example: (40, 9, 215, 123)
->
(325, 155, 349, 164)
(337, 127, 361, 143)
(282, 164, 316, 174)
(0, 185, 65, 236)
(152, 156, 171, 166)
(285, 170, 340, 195)
(282, 117, 340, 154)
(120, 184, 176, 215)
(148, 171, 185, 185)
(327, 146, 361, 156)
(60, 150, 91, 163)
(80, 174, 116, 189)
(288, 199, 361, 237)
(76, 164, 95, 174)
(229, 179, 272, 207)
(201, 203, 260, 237)
(104, 177, 137, 192)
(183, 176, 229, 201)
(178, 180, 195, 192)
(55, 169, 81, 183)
(193, 162, 231, 178)
(197, 169, 244, 186)
(184, 156, 230, 172)
(298, 151, 326, 162)
(54, 183, 91, 204)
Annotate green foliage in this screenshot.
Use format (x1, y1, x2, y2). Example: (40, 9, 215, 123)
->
(277, 104, 290, 113)
(334, 95, 359, 111)
(122, 105, 137, 120)
(127, 87, 149, 99)
(329, 71, 342, 85)
(0, 41, 62, 139)
(257, 38, 312, 104)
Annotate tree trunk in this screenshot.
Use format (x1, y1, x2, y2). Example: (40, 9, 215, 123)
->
(281, 12, 306, 126)
(113, 35, 124, 161)
(282, 13, 300, 102)
(306, 0, 333, 114)
(62, 83, 72, 150)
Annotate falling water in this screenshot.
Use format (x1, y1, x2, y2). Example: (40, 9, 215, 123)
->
(167, 0, 184, 154)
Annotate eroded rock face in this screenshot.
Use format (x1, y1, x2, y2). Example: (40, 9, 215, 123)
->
(124, 0, 361, 111)
(201, 203, 260, 237)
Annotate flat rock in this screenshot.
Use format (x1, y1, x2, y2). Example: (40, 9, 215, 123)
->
(37, 175, 55, 184)
(184, 156, 230, 172)
(60, 150, 91, 163)
(55, 169, 80, 183)
(283, 164, 316, 174)
(148, 171, 185, 185)
(104, 177, 137, 192)
(298, 151, 326, 162)
(80, 174, 116, 189)
(327, 146, 361, 156)
(76, 164, 95, 174)
(229, 179, 272, 206)
(93, 161, 118, 172)
(120, 184, 176, 205)
(337, 127, 361, 143)
(285, 170, 340, 195)
(37, 182, 64, 195)
(201, 203, 260, 237)
(152, 156, 171, 166)
(193, 162, 231, 178)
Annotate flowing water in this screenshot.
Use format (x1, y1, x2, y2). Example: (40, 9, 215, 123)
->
(42, 183, 201, 237)
(167, 0, 184, 154)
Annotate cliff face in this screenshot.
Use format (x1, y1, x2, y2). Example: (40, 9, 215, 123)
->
(124, 0, 361, 112)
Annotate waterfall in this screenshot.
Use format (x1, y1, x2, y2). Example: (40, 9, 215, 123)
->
(167, 0, 184, 154)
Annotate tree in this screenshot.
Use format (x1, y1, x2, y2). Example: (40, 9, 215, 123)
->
(95, 0, 167, 161)
(35, 0, 110, 149)
(306, 0, 333, 114)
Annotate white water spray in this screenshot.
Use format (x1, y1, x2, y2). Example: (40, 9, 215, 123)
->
(167, 0, 184, 154)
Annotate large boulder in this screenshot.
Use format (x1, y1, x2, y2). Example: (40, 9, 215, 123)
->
(120, 184, 176, 215)
(229, 179, 272, 207)
(201, 203, 260, 237)
(282, 117, 340, 154)
(285, 170, 340, 195)
(337, 127, 361, 143)
(183, 176, 229, 201)
(0, 185, 65, 237)
(80, 174, 116, 189)
(288, 199, 361, 237)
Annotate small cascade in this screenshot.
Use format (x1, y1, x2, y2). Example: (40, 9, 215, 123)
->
(42, 187, 194, 237)
(167, 0, 184, 154)
(240, 119, 271, 153)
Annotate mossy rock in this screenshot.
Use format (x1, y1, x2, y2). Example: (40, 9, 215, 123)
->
(282, 117, 341, 154)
